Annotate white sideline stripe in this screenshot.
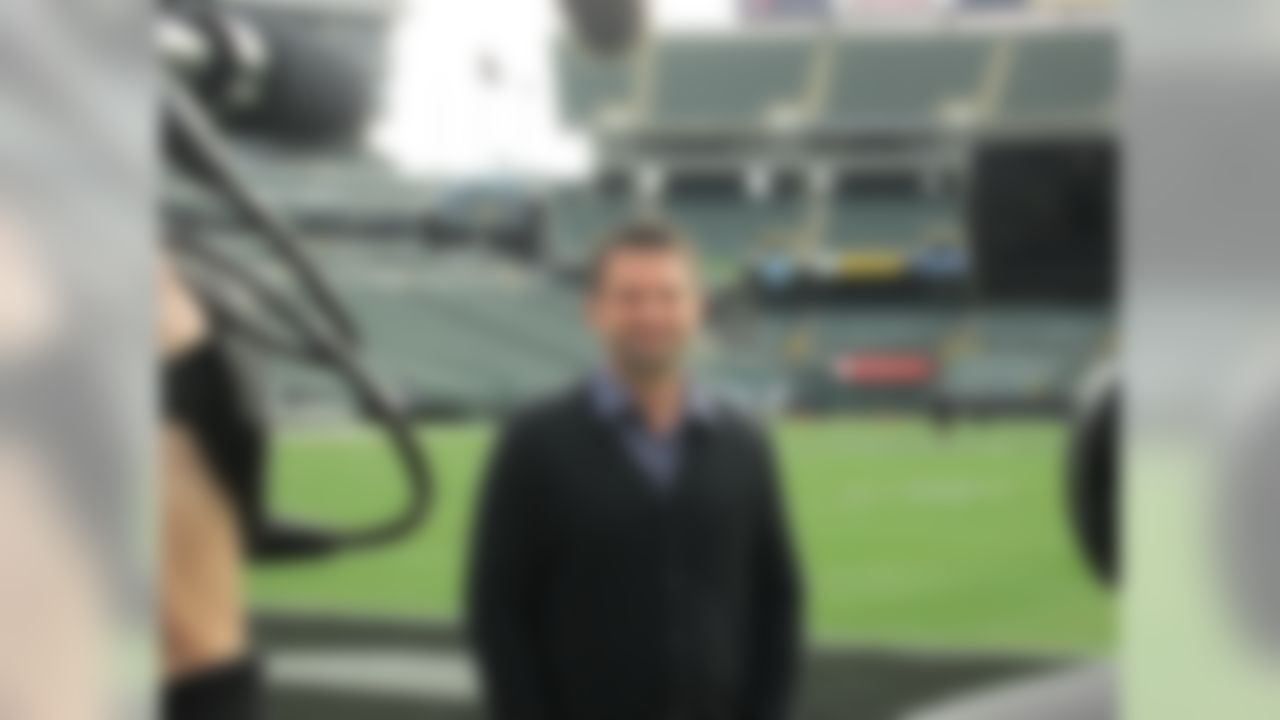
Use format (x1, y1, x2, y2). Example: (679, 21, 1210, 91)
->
(268, 648, 480, 703)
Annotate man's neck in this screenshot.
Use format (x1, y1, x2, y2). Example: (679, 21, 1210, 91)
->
(614, 366, 685, 436)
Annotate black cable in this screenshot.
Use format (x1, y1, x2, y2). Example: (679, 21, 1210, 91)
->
(166, 78, 361, 346)
(165, 78, 432, 556)
(184, 234, 433, 551)
(173, 236, 323, 363)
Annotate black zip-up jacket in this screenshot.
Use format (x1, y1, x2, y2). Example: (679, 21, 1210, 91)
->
(467, 383, 802, 720)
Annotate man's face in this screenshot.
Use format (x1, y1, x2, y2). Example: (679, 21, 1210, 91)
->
(587, 247, 703, 380)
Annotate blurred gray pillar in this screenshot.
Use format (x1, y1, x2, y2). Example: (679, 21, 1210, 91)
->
(1129, 0, 1280, 718)
(0, 1, 153, 718)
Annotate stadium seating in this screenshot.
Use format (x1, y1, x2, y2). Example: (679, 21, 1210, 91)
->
(824, 192, 959, 249)
(807, 306, 956, 355)
(756, 306, 953, 410)
(823, 35, 992, 129)
(940, 306, 1108, 407)
(553, 29, 1118, 134)
(652, 35, 815, 127)
(548, 187, 633, 261)
(210, 242, 1109, 417)
(173, 148, 432, 234)
(171, 27, 1121, 419)
(722, 306, 953, 376)
(336, 262, 596, 411)
(1000, 32, 1117, 122)
(261, 363, 350, 419)
(698, 346, 792, 410)
(713, 303, 1107, 412)
(941, 350, 1066, 407)
(192, 235, 598, 416)
(663, 193, 806, 284)
(555, 40, 637, 127)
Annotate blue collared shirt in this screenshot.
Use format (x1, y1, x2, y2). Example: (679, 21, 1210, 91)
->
(588, 369, 716, 491)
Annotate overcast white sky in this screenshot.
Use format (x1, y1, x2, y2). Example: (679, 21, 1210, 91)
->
(371, 0, 737, 180)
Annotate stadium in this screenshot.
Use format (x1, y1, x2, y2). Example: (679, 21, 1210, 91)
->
(168, 0, 1118, 717)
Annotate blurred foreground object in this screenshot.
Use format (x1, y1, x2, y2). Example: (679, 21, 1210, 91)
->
(1126, 0, 1280, 716)
(1216, 349, 1280, 658)
(0, 0, 152, 716)
(0, 447, 107, 720)
(160, 1, 378, 149)
(0, 213, 60, 360)
(1069, 363, 1120, 587)
(560, 0, 646, 55)
(162, 0, 432, 561)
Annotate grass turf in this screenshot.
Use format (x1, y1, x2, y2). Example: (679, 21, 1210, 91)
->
(249, 417, 1113, 654)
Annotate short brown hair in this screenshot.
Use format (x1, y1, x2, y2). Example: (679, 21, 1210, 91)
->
(587, 219, 697, 291)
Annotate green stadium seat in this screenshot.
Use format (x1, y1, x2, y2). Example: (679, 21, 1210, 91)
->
(826, 194, 959, 249)
(942, 350, 1066, 404)
(663, 195, 804, 284)
(1001, 32, 1117, 122)
(652, 35, 815, 127)
(555, 39, 636, 127)
(809, 307, 954, 354)
(824, 36, 992, 130)
(941, 306, 1109, 406)
(202, 236, 599, 416)
(548, 188, 632, 261)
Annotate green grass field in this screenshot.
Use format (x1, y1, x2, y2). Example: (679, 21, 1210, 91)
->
(250, 418, 1113, 654)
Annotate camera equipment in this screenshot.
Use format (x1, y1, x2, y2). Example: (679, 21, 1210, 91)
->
(1067, 361, 1120, 586)
(559, 0, 645, 55)
(159, 0, 651, 560)
(159, 5, 376, 148)
(161, 4, 430, 561)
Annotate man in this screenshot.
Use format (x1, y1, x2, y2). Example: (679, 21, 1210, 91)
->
(468, 220, 801, 720)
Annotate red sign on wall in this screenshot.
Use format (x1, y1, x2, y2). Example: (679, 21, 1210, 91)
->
(833, 352, 934, 385)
